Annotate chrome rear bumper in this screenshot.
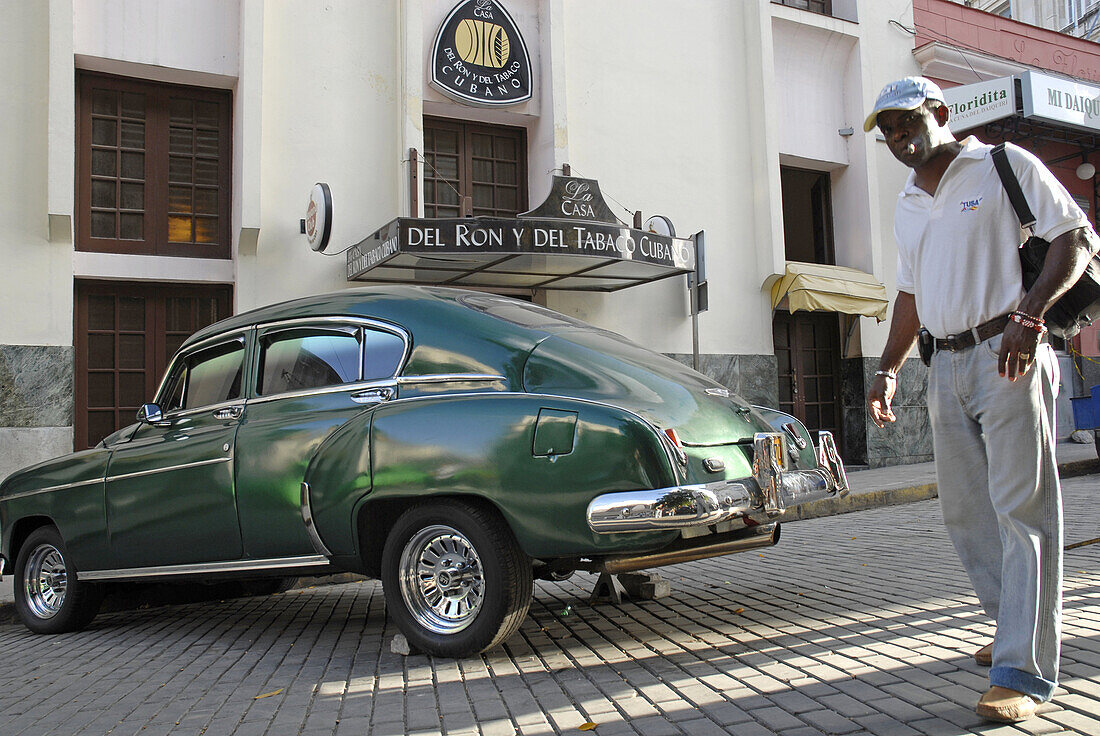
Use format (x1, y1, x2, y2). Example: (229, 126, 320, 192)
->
(586, 431, 848, 534)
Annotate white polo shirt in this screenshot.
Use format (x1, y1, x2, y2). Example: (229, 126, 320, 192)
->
(894, 137, 1089, 338)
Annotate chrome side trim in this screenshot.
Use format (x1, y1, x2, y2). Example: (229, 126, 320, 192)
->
(246, 379, 398, 406)
(397, 373, 507, 385)
(350, 386, 396, 405)
(300, 483, 334, 557)
(78, 554, 331, 582)
(212, 405, 245, 420)
(146, 398, 250, 423)
(2, 477, 104, 501)
(106, 456, 231, 483)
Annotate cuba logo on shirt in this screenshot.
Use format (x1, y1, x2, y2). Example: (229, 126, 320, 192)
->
(960, 197, 982, 212)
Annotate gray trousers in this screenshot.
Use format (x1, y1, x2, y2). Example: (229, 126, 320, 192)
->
(927, 333, 1062, 701)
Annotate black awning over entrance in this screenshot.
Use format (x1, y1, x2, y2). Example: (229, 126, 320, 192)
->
(346, 216, 695, 291)
(346, 175, 696, 292)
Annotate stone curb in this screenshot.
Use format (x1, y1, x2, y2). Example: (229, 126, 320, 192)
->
(2, 457, 1096, 627)
(783, 455, 1099, 523)
(778, 483, 940, 523)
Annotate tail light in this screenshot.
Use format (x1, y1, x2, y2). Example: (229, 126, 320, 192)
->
(662, 427, 688, 466)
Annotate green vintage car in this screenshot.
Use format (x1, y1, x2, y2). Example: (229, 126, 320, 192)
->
(0, 286, 847, 656)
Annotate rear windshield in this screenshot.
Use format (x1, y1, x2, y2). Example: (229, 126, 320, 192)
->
(458, 294, 591, 331)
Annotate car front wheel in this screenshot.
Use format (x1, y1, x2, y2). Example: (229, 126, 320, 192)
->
(14, 526, 103, 634)
(381, 500, 532, 657)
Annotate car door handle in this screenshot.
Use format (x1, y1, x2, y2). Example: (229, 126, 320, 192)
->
(350, 387, 395, 405)
(212, 406, 244, 420)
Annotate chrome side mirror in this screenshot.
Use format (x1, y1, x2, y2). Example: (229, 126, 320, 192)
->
(137, 403, 163, 424)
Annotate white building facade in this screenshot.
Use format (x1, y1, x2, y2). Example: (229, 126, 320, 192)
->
(1, 0, 929, 480)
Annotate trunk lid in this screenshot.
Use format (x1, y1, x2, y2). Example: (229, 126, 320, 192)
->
(522, 329, 772, 446)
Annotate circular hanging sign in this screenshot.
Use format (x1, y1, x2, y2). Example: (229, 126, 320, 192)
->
(430, 0, 533, 107)
(306, 182, 332, 252)
(643, 215, 676, 238)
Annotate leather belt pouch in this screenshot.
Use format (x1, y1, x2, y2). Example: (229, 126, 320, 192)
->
(918, 328, 933, 367)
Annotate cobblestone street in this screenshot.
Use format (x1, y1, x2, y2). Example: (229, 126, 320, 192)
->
(0, 475, 1096, 736)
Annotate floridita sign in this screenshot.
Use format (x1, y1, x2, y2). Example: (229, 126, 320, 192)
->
(942, 77, 1015, 132)
(430, 0, 533, 107)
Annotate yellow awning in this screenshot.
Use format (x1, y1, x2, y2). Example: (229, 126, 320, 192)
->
(770, 262, 889, 321)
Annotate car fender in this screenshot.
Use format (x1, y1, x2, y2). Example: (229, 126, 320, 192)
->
(302, 392, 679, 560)
(0, 448, 111, 570)
(750, 406, 820, 469)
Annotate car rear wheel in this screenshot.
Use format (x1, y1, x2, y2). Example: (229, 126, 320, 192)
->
(381, 500, 532, 657)
(14, 526, 103, 634)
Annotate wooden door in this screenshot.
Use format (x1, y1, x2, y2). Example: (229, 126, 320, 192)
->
(74, 281, 231, 450)
(773, 311, 843, 445)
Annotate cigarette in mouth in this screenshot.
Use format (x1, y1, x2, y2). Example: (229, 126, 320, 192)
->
(906, 143, 916, 155)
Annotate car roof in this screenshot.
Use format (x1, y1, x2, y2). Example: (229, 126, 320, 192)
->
(181, 285, 552, 378)
(183, 285, 423, 347)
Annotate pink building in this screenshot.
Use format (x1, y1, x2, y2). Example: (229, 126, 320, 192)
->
(914, 0, 1100, 395)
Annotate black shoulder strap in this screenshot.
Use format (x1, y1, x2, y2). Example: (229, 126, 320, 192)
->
(991, 143, 1037, 231)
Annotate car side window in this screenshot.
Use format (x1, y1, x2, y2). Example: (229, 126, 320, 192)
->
(184, 342, 245, 409)
(160, 340, 245, 412)
(363, 328, 405, 381)
(259, 327, 361, 396)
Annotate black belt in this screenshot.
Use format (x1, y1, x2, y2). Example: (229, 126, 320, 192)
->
(934, 315, 1010, 352)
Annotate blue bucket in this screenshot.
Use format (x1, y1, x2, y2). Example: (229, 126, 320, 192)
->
(1070, 384, 1100, 430)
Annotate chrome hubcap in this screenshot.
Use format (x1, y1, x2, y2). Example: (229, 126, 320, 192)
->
(24, 543, 67, 619)
(398, 525, 485, 635)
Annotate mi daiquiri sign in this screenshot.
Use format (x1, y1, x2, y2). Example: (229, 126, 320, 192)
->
(1021, 69, 1100, 133)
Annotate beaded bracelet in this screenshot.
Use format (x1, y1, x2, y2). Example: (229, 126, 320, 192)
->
(1010, 310, 1048, 335)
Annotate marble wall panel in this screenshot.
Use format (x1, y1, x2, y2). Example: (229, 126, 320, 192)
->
(0, 345, 73, 428)
(842, 407, 867, 466)
(841, 358, 867, 466)
(737, 354, 780, 408)
(865, 404, 934, 467)
(0, 427, 73, 483)
(1080, 359, 1100, 395)
(666, 353, 778, 407)
(859, 357, 933, 468)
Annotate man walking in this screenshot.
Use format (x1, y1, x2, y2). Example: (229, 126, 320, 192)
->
(865, 77, 1098, 722)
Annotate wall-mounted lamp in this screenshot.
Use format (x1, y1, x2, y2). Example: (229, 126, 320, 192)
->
(1077, 161, 1096, 180)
